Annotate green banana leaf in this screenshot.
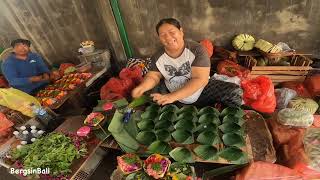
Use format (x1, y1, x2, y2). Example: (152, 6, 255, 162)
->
(136, 131, 156, 145)
(177, 105, 198, 115)
(193, 123, 218, 133)
(198, 113, 220, 125)
(222, 133, 245, 148)
(129, 95, 151, 108)
(176, 112, 197, 122)
(145, 103, 161, 112)
(155, 120, 173, 130)
(219, 122, 243, 134)
(169, 147, 195, 163)
(222, 115, 244, 125)
(137, 120, 155, 130)
(220, 107, 244, 118)
(155, 129, 172, 142)
(196, 131, 221, 145)
(219, 147, 248, 164)
(108, 110, 140, 152)
(198, 106, 220, 116)
(147, 141, 172, 154)
(194, 145, 218, 161)
(141, 110, 158, 120)
(159, 111, 177, 122)
(174, 119, 195, 131)
(172, 129, 194, 144)
(161, 104, 178, 113)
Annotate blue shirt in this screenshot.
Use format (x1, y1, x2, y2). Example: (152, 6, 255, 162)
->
(2, 52, 50, 94)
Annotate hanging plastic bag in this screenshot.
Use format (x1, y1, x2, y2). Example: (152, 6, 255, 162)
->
(241, 76, 276, 113)
(0, 88, 40, 117)
(275, 88, 297, 109)
(213, 73, 241, 85)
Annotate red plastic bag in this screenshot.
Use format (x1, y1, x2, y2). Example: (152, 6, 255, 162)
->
(119, 66, 143, 85)
(281, 81, 312, 98)
(241, 76, 276, 113)
(235, 161, 303, 180)
(217, 60, 250, 79)
(100, 77, 134, 100)
(200, 39, 214, 57)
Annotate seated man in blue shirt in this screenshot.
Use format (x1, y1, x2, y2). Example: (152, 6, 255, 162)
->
(2, 39, 50, 94)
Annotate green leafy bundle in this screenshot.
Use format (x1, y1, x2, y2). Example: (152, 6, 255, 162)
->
(11, 132, 87, 177)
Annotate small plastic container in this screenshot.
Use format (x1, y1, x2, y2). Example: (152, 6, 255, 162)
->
(31, 126, 37, 130)
(22, 131, 29, 140)
(16, 145, 23, 149)
(21, 141, 27, 145)
(20, 126, 26, 131)
(31, 138, 36, 142)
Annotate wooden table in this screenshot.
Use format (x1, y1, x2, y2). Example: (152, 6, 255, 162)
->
(1, 115, 102, 180)
(54, 115, 102, 180)
(100, 111, 276, 164)
(46, 67, 108, 110)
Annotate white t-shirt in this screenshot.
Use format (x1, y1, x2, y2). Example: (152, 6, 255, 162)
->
(149, 40, 210, 104)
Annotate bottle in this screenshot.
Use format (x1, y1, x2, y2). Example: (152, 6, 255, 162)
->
(30, 103, 53, 126)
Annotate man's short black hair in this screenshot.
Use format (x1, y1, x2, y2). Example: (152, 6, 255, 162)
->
(11, 39, 31, 48)
(156, 18, 181, 35)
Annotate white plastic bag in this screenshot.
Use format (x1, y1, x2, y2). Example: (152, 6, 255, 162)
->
(275, 88, 297, 109)
(213, 73, 241, 85)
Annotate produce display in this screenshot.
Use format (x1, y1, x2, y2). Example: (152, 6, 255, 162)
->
(287, 97, 319, 114)
(277, 108, 314, 127)
(134, 104, 248, 164)
(144, 154, 171, 179)
(36, 72, 92, 106)
(232, 34, 255, 51)
(117, 153, 143, 174)
(113, 153, 196, 180)
(10, 132, 88, 178)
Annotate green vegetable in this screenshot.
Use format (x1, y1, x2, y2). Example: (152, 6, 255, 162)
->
(219, 147, 247, 164)
(219, 122, 243, 134)
(222, 133, 245, 148)
(198, 107, 220, 116)
(152, 163, 162, 171)
(145, 103, 160, 112)
(137, 120, 154, 130)
(11, 133, 87, 177)
(176, 112, 196, 122)
(198, 113, 220, 125)
(174, 119, 195, 131)
(155, 129, 172, 142)
(220, 107, 244, 118)
(193, 123, 217, 133)
(129, 95, 151, 108)
(147, 141, 172, 154)
(141, 110, 158, 120)
(155, 120, 173, 130)
(222, 115, 244, 125)
(196, 131, 221, 145)
(169, 147, 195, 163)
(159, 111, 177, 122)
(172, 129, 194, 144)
(194, 145, 218, 160)
(177, 105, 198, 115)
(136, 131, 156, 145)
(161, 104, 178, 113)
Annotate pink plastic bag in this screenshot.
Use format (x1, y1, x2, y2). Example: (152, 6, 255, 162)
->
(241, 76, 276, 113)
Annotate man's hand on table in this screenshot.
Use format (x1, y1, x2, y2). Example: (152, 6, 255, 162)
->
(29, 73, 50, 82)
